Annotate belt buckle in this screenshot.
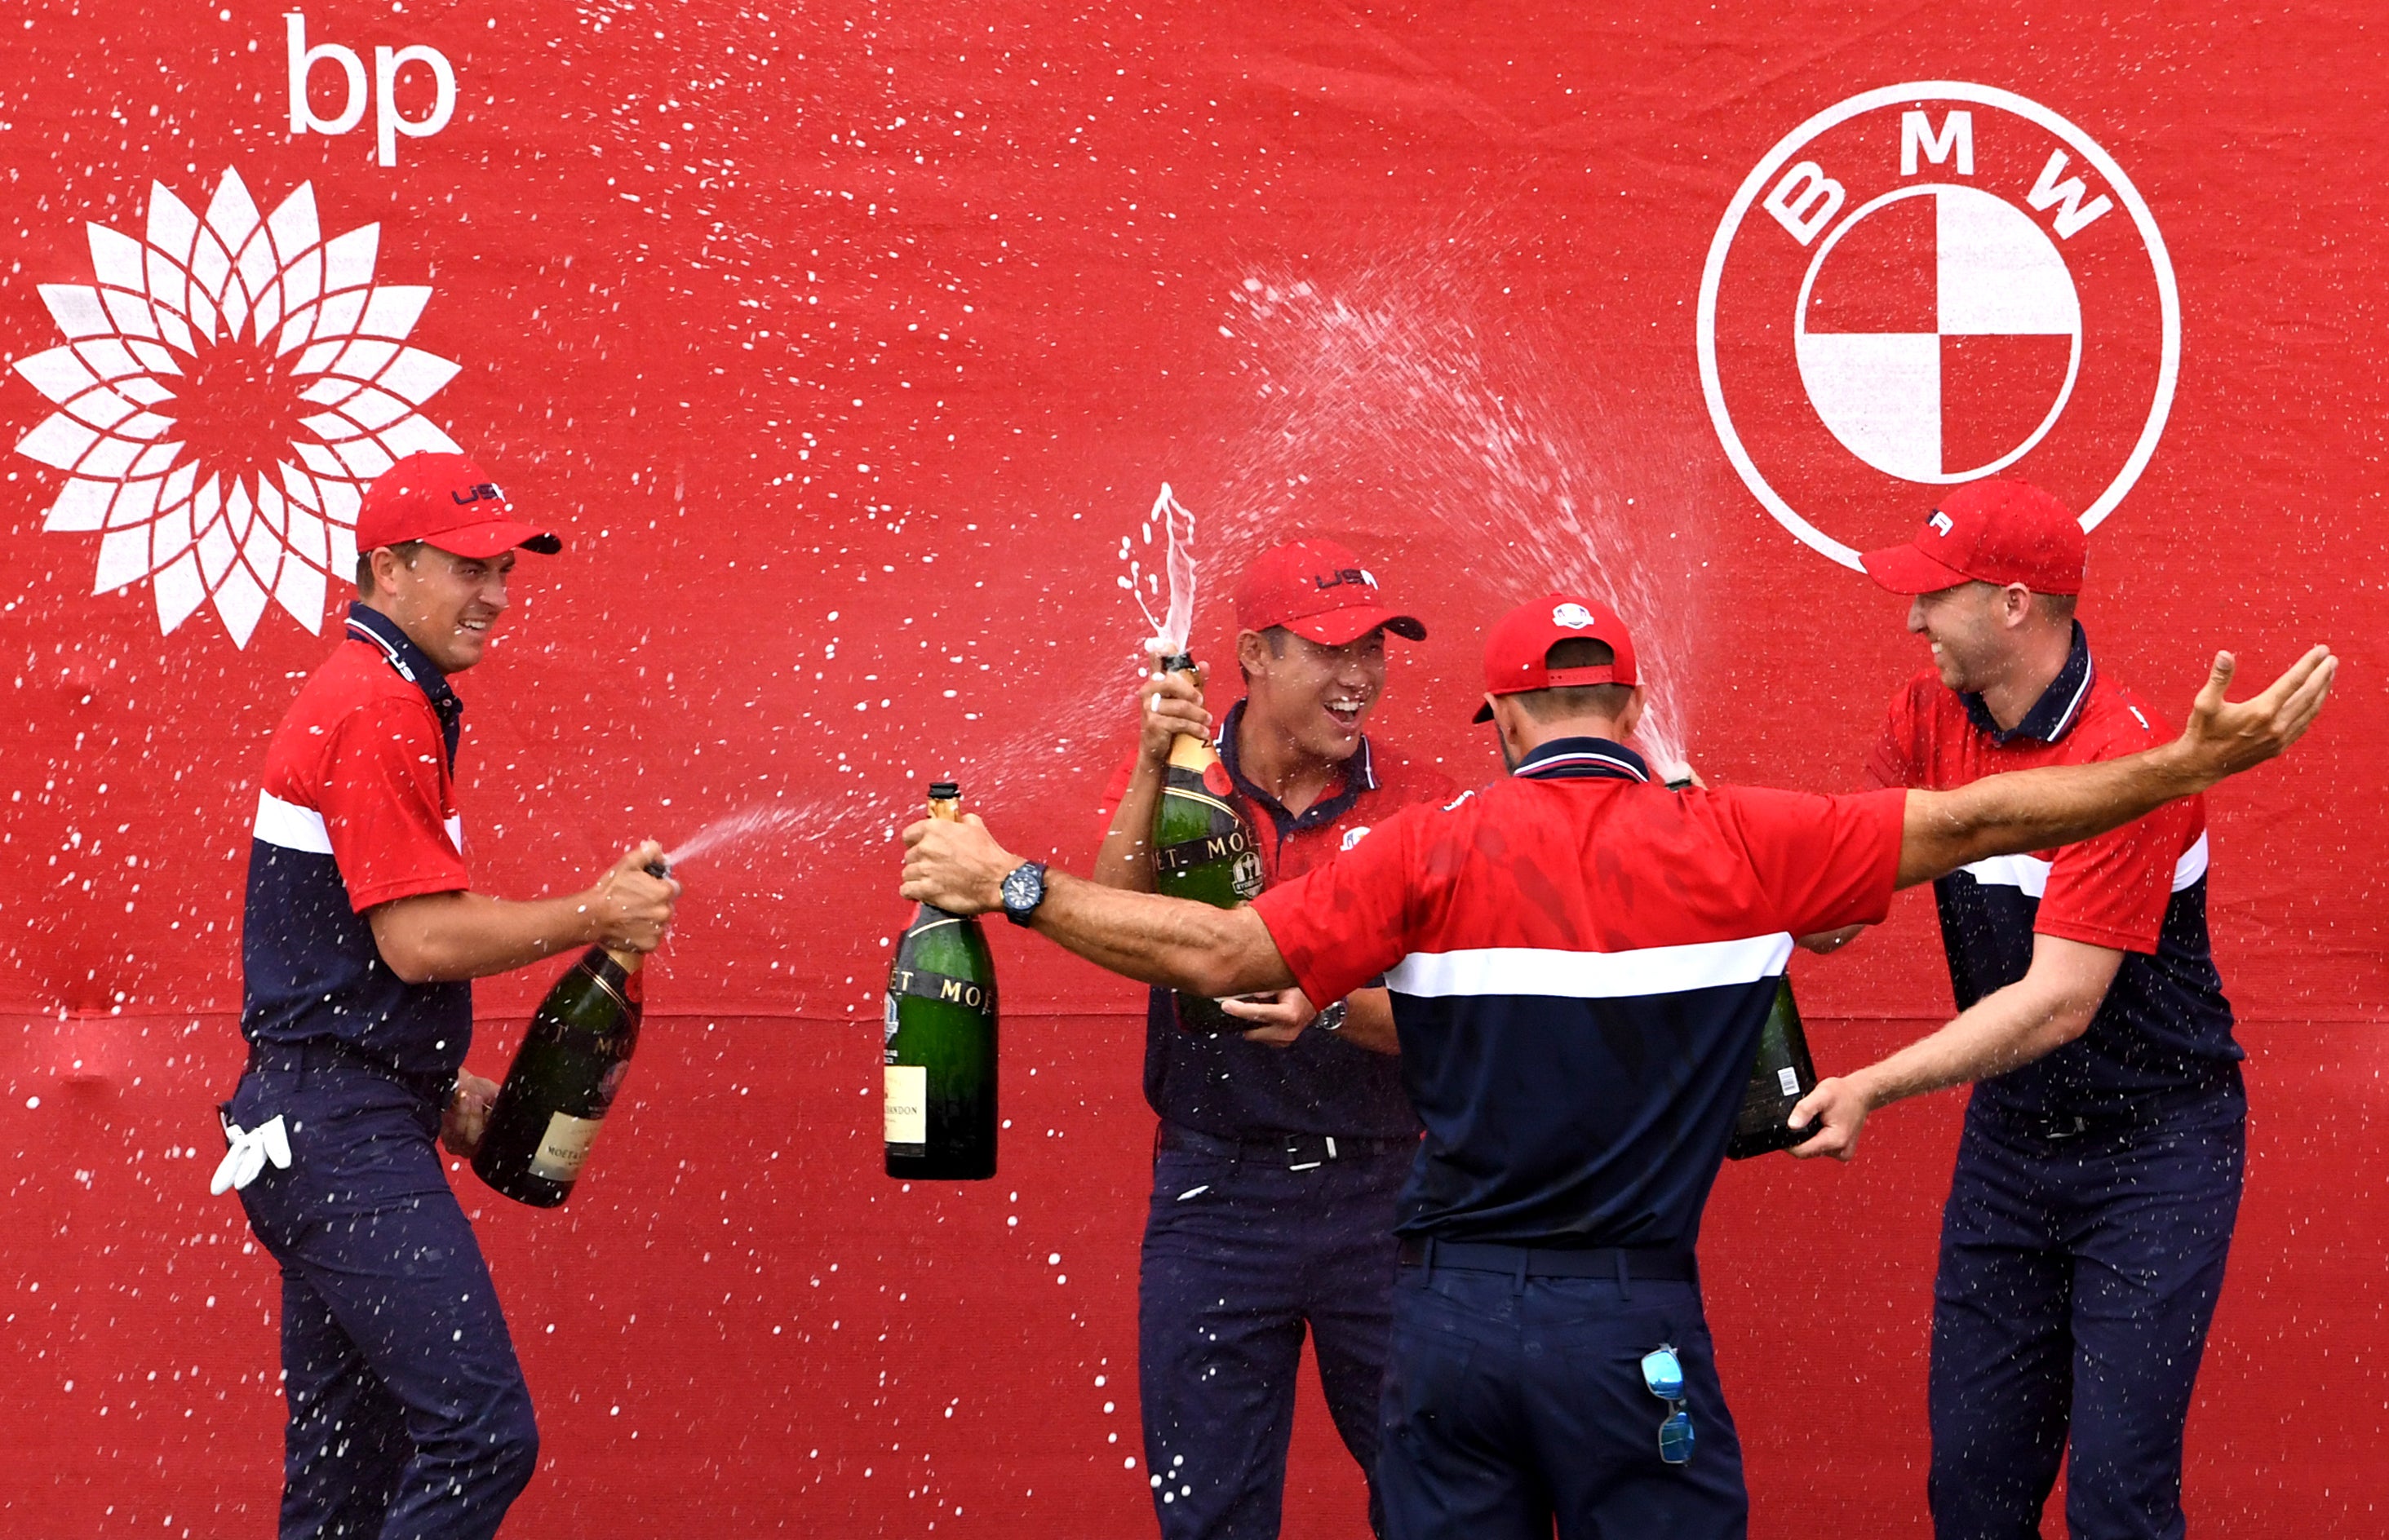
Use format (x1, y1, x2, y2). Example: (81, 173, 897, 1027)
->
(2044, 1114, 2090, 1142)
(1283, 1134, 1338, 1171)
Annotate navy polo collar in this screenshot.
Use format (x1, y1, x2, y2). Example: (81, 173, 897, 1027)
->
(346, 601, 463, 771)
(1513, 736, 1651, 783)
(1217, 697, 1377, 835)
(1961, 621, 2094, 746)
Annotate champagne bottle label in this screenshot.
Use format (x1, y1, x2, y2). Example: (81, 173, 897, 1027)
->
(886, 966, 997, 1017)
(884, 1065, 929, 1145)
(529, 1111, 604, 1182)
(1727, 977, 1822, 1160)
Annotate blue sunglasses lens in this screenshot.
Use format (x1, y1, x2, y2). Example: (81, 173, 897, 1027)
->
(1658, 1409, 1695, 1465)
(1640, 1347, 1685, 1401)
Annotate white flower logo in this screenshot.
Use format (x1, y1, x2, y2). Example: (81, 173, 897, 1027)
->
(11, 169, 463, 648)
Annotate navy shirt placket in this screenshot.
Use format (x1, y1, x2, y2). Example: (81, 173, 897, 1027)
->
(345, 602, 464, 772)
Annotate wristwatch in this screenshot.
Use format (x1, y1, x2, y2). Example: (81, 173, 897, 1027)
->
(1314, 1000, 1349, 1034)
(999, 861, 1049, 927)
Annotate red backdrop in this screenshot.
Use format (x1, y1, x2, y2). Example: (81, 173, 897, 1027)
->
(2, 2, 2382, 1534)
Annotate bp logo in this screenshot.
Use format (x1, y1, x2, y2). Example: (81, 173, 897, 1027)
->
(11, 169, 463, 648)
(1696, 82, 2179, 569)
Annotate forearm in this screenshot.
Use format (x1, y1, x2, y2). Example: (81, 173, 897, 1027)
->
(1090, 762, 1164, 892)
(1848, 981, 2090, 1110)
(1898, 745, 2202, 887)
(370, 890, 603, 984)
(1337, 987, 1399, 1055)
(1030, 873, 1292, 997)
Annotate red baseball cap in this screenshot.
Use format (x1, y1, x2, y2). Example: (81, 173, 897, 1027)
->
(1472, 594, 1639, 723)
(1234, 538, 1426, 648)
(1859, 480, 2085, 596)
(354, 452, 563, 560)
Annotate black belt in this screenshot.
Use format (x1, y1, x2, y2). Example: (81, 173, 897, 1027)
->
(245, 1038, 457, 1109)
(1398, 1237, 1699, 1284)
(1975, 1072, 2243, 1144)
(1157, 1121, 1419, 1170)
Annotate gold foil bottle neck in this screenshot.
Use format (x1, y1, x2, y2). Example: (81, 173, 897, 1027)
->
(1152, 653, 1218, 769)
(604, 946, 646, 973)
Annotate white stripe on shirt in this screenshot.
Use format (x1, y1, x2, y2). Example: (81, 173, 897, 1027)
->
(1959, 831, 2209, 899)
(1385, 933, 1794, 1000)
(253, 790, 333, 855)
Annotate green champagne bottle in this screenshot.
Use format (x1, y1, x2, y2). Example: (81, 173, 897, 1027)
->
(472, 943, 649, 1206)
(1148, 653, 1265, 1034)
(1726, 977, 1824, 1159)
(884, 781, 999, 1180)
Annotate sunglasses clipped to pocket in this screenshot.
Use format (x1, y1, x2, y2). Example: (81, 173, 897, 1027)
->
(1641, 1344, 1695, 1466)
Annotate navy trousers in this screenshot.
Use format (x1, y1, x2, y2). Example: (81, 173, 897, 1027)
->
(1376, 1259, 1747, 1540)
(1928, 1079, 2245, 1540)
(228, 1055, 539, 1540)
(1139, 1126, 1412, 1539)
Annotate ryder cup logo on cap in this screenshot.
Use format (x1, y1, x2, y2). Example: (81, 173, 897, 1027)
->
(1473, 594, 1639, 723)
(1696, 83, 2178, 571)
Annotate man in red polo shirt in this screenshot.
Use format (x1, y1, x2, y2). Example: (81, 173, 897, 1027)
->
(1090, 539, 1452, 1539)
(1789, 481, 2267, 1540)
(222, 451, 676, 1540)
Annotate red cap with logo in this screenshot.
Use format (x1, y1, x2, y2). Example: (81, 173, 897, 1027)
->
(354, 452, 563, 560)
(1234, 538, 1427, 648)
(1859, 479, 2085, 596)
(1472, 594, 1639, 723)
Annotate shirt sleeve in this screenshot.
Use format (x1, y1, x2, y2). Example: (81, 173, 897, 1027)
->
(1864, 682, 1923, 790)
(2034, 796, 2197, 954)
(1722, 785, 1907, 936)
(318, 698, 470, 911)
(1250, 808, 1421, 1005)
(1090, 744, 1140, 850)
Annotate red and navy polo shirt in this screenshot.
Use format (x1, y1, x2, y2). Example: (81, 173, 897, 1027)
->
(239, 602, 475, 1084)
(1866, 622, 2237, 1118)
(1252, 737, 1904, 1248)
(1094, 697, 1456, 1140)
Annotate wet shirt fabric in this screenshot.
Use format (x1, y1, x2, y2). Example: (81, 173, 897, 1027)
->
(1096, 698, 1455, 1140)
(1253, 737, 1905, 1249)
(241, 602, 474, 1084)
(1866, 624, 2238, 1120)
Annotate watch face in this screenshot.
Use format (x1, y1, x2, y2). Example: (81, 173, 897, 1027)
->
(1003, 865, 1040, 911)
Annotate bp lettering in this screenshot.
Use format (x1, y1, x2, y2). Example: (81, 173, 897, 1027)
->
(285, 11, 458, 167)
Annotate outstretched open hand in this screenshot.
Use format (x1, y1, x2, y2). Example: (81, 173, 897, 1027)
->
(2174, 644, 2335, 787)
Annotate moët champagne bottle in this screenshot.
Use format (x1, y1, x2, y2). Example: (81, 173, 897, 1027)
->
(472, 901, 658, 1207)
(1726, 977, 1824, 1160)
(884, 781, 999, 1180)
(1148, 653, 1265, 1034)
